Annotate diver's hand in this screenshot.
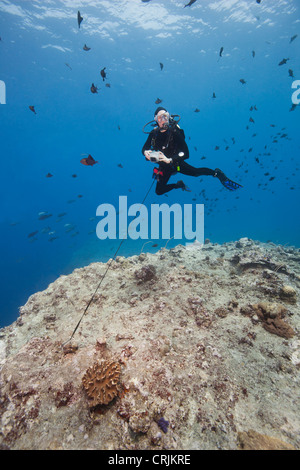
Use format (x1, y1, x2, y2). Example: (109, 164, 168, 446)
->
(158, 152, 171, 164)
(144, 150, 152, 161)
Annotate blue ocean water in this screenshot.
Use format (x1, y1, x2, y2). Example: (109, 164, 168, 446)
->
(0, 0, 299, 328)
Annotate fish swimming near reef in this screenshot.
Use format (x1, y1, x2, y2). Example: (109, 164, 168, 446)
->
(28, 230, 38, 238)
(77, 11, 83, 28)
(100, 67, 106, 81)
(90, 83, 98, 94)
(184, 0, 197, 7)
(80, 154, 98, 166)
(278, 58, 289, 66)
(38, 212, 52, 221)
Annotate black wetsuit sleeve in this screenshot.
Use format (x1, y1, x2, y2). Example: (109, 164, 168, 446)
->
(142, 132, 153, 155)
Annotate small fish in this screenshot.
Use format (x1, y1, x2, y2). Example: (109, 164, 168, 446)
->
(80, 154, 98, 166)
(184, 0, 197, 7)
(100, 67, 106, 81)
(252, 50, 255, 58)
(28, 230, 38, 238)
(155, 98, 162, 104)
(117, 163, 123, 168)
(212, 92, 216, 99)
(105, 83, 111, 88)
(77, 11, 83, 28)
(290, 34, 297, 43)
(194, 108, 200, 113)
(46, 173, 53, 178)
(249, 117, 255, 123)
(159, 62, 164, 70)
(57, 212, 67, 218)
(29, 105, 36, 114)
(239, 79, 246, 84)
(90, 83, 98, 94)
(71, 174, 77, 178)
(219, 46, 224, 57)
(289, 103, 297, 112)
(278, 58, 289, 66)
(65, 63, 72, 70)
(83, 44, 91, 51)
(38, 213, 52, 220)
(152, 243, 158, 247)
(288, 69, 294, 78)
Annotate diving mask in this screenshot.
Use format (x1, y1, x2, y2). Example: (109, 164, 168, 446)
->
(154, 110, 170, 126)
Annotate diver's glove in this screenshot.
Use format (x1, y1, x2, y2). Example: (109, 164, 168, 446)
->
(213, 168, 243, 191)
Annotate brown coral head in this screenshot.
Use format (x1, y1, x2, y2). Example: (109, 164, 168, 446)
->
(82, 360, 121, 407)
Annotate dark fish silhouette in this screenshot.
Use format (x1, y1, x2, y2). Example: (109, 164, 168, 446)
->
(155, 98, 162, 104)
(240, 78, 246, 84)
(288, 69, 294, 78)
(194, 108, 200, 113)
(219, 46, 224, 57)
(184, 0, 197, 7)
(290, 34, 297, 43)
(28, 230, 38, 238)
(212, 92, 216, 98)
(252, 50, 255, 58)
(38, 212, 52, 220)
(83, 44, 91, 51)
(65, 63, 72, 70)
(278, 58, 289, 66)
(46, 173, 53, 178)
(29, 105, 36, 114)
(249, 117, 255, 123)
(256, 0, 261, 3)
(100, 67, 106, 81)
(159, 62, 163, 70)
(77, 11, 83, 28)
(90, 83, 98, 94)
(80, 154, 98, 166)
(117, 163, 123, 168)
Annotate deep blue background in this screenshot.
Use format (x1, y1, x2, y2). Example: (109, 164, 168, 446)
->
(0, 0, 299, 327)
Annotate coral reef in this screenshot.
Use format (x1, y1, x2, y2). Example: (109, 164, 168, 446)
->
(82, 361, 121, 407)
(0, 238, 299, 450)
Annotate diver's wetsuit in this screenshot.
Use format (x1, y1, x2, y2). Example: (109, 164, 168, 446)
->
(142, 125, 215, 195)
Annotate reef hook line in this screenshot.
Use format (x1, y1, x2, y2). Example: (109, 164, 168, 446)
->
(62, 179, 155, 347)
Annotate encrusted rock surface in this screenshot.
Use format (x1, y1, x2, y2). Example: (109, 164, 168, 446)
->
(0, 238, 299, 450)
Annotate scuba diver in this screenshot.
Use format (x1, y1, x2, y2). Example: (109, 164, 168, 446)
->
(142, 107, 242, 195)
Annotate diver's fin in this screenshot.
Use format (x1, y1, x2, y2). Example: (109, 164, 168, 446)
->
(176, 180, 191, 192)
(214, 168, 243, 191)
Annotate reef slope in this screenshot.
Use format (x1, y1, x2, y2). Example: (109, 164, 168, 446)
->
(0, 238, 299, 450)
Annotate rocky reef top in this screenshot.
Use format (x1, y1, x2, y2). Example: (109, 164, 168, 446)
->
(0, 238, 299, 450)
